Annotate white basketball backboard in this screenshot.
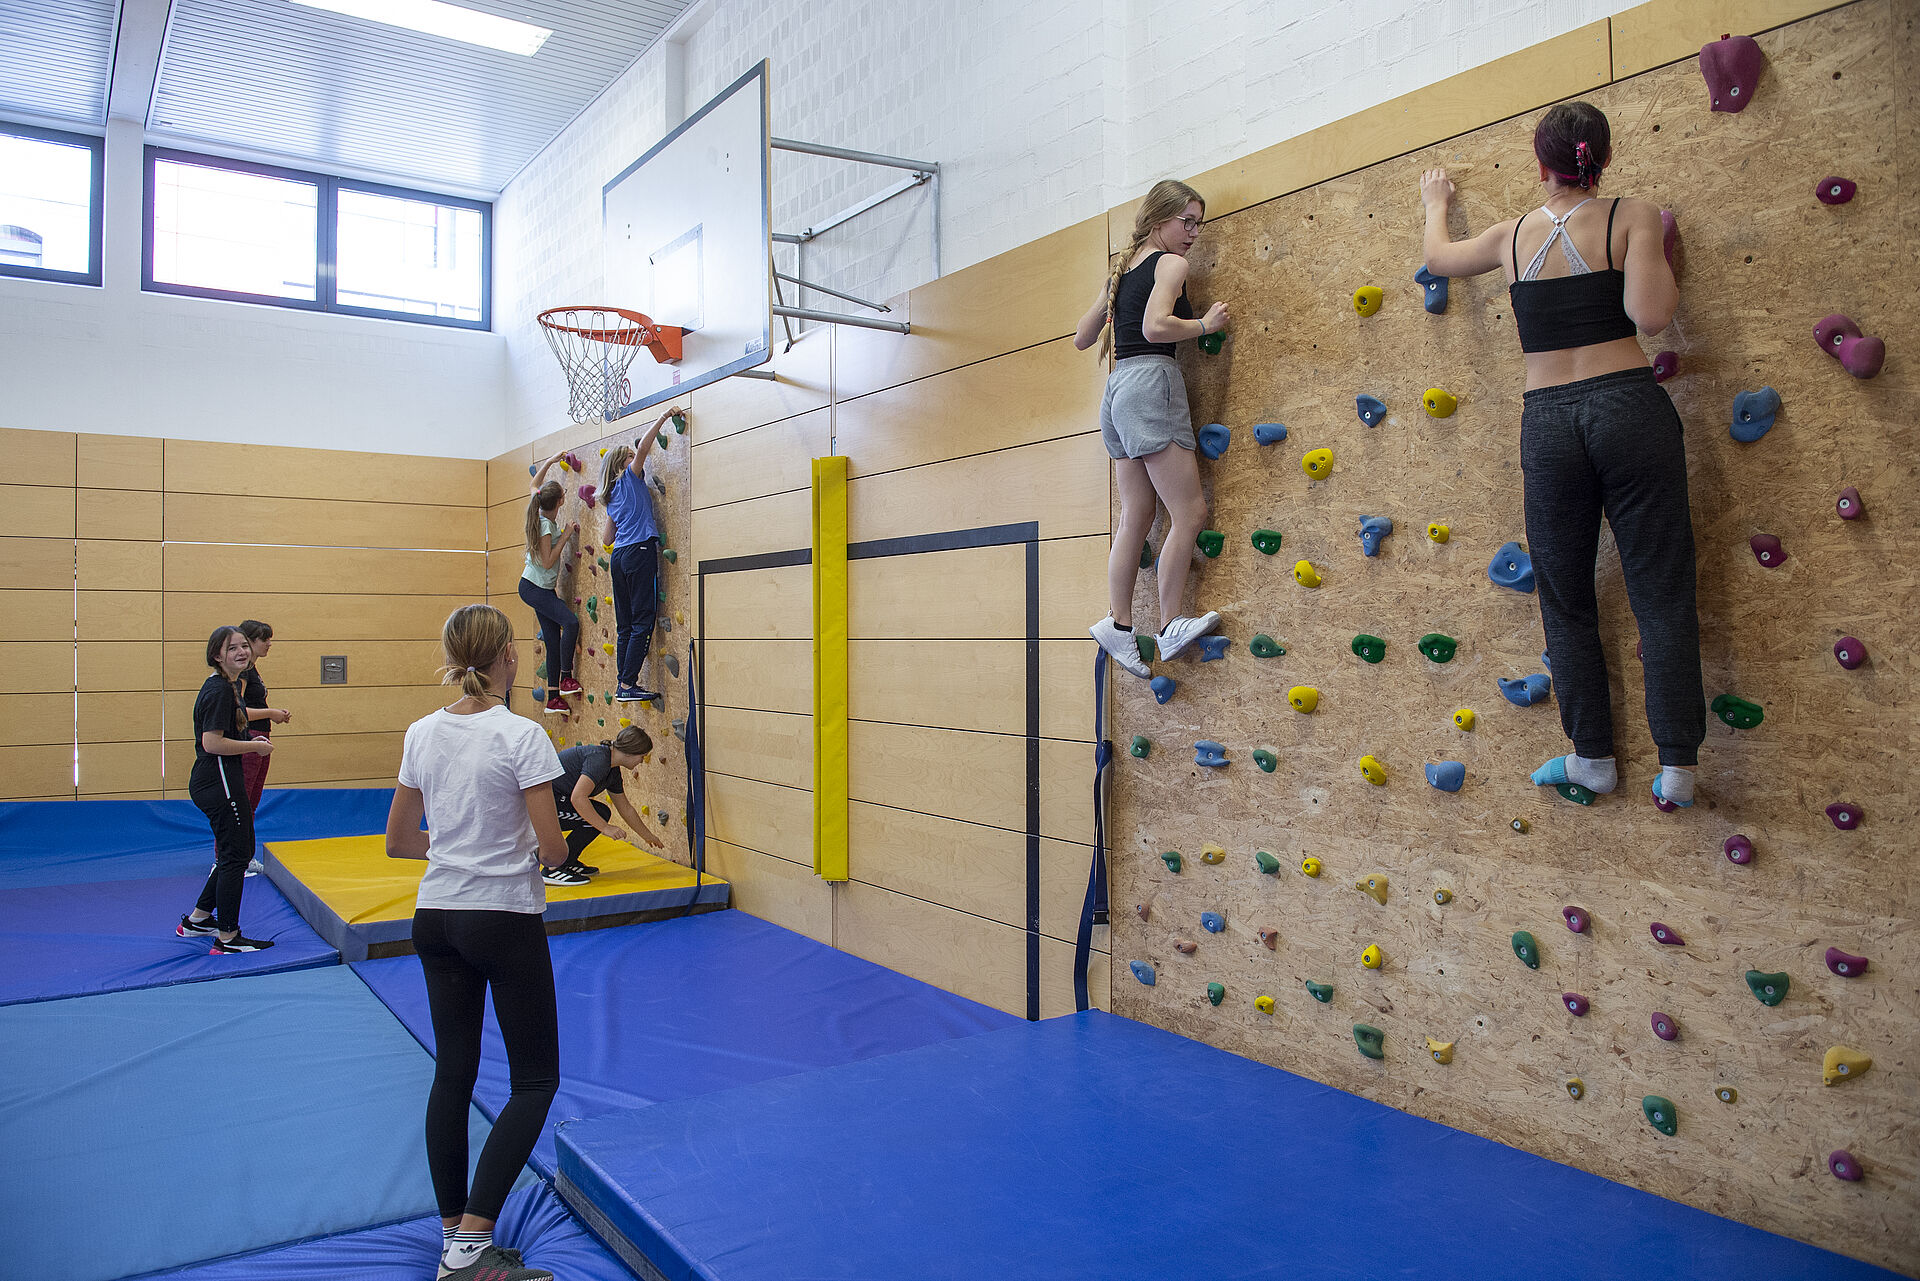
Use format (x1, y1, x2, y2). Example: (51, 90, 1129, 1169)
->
(602, 60, 770, 415)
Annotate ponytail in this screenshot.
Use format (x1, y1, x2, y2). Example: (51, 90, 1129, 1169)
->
(437, 604, 514, 701)
(1098, 179, 1206, 361)
(526, 482, 562, 558)
(1534, 101, 1611, 190)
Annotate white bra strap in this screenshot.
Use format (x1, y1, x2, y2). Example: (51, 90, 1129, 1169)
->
(1521, 198, 1596, 280)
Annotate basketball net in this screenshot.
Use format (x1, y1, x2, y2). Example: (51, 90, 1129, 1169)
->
(537, 307, 684, 424)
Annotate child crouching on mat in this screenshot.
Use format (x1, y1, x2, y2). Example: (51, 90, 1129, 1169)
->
(176, 626, 275, 952)
(235, 619, 290, 814)
(521, 453, 583, 716)
(547, 726, 666, 884)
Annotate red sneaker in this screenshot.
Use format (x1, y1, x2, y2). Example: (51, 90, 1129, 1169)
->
(543, 696, 568, 715)
(557, 677, 582, 696)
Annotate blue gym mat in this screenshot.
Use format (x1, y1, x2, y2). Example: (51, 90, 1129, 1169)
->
(354, 908, 1019, 1176)
(555, 1009, 1902, 1281)
(0, 966, 502, 1281)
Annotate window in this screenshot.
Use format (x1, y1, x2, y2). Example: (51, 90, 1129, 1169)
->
(143, 147, 490, 329)
(0, 123, 104, 286)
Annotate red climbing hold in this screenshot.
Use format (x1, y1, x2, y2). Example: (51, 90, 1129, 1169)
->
(1836, 486, 1864, 520)
(1651, 351, 1677, 382)
(578, 483, 597, 508)
(1813, 314, 1885, 379)
(1699, 34, 1763, 113)
(1814, 176, 1855, 205)
(1749, 534, 1785, 567)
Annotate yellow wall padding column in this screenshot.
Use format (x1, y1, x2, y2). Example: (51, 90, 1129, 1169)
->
(811, 455, 849, 882)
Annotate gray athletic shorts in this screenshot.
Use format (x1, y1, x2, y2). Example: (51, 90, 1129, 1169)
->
(1100, 354, 1194, 460)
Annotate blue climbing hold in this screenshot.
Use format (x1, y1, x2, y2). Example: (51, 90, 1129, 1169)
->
(1197, 422, 1231, 460)
(1194, 741, 1229, 767)
(1731, 387, 1781, 443)
(1196, 634, 1231, 662)
(1356, 395, 1387, 428)
(1129, 960, 1157, 986)
(1202, 911, 1226, 933)
(1425, 761, 1466, 792)
(1253, 422, 1289, 446)
(1414, 264, 1448, 314)
(1151, 675, 1176, 704)
(1358, 515, 1393, 557)
(1499, 673, 1553, 707)
(1488, 541, 1536, 592)
(1541, 650, 1551, 669)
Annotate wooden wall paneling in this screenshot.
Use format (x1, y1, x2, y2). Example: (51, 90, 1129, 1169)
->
(0, 745, 75, 798)
(1038, 835, 1104, 952)
(78, 643, 160, 692)
(165, 731, 404, 787)
(77, 590, 159, 642)
(161, 545, 485, 596)
(488, 445, 535, 508)
(3, 485, 76, 536)
(848, 802, 1026, 930)
(160, 639, 448, 692)
(75, 434, 161, 489)
(834, 877, 1031, 1015)
(0, 537, 76, 590)
(686, 327, 832, 445)
(701, 639, 810, 716)
(691, 489, 811, 564)
(1611, 0, 1839, 77)
(1037, 638, 1095, 742)
(77, 738, 162, 795)
(844, 435, 1108, 546)
(163, 495, 485, 550)
(75, 539, 160, 592)
(701, 706, 811, 791)
(703, 771, 811, 861)
(1039, 934, 1108, 1017)
(701, 837, 834, 943)
(159, 593, 472, 641)
(163, 440, 485, 506)
(849, 720, 1025, 832)
(690, 409, 829, 511)
(9, 589, 76, 640)
(848, 639, 1029, 737)
(161, 685, 447, 740)
(840, 535, 1110, 640)
(278, 777, 396, 791)
(77, 489, 161, 541)
(1038, 737, 1093, 845)
(0, 694, 73, 747)
(701, 564, 809, 640)
(0, 644, 79, 695)
(0, 429, 77, 485)
(79, 692, 159, 743)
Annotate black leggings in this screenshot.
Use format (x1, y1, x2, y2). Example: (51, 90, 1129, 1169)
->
(556, 795, 611, 861)
(413, 908, 559, 1223)
(189, 762, 253, 932)
(1520, 367, 1706, 767)
(611, 538, 659, 686)
(518, 576, 579, 684)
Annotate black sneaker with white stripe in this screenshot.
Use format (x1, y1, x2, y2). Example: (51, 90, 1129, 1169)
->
(442, 1244, 552, 1281)
(176, 913, 219, 938)
(209, 934, 276, 954)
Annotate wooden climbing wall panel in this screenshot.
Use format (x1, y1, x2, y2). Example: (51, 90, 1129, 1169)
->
(1107, 3, 1916, 1272)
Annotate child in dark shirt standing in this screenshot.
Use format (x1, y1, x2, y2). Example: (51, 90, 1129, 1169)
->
(236, 619, 290, 814)
(176, 626, 276, 952)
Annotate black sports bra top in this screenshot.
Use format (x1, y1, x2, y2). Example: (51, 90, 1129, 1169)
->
(1507, 198, 1638, 353)
(1112, 251, 1194, 360)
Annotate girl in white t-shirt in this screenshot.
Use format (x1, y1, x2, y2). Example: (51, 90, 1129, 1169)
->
(385, 603, 566, 1281)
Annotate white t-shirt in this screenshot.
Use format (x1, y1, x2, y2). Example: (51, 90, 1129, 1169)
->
(398, 705, 563, 914)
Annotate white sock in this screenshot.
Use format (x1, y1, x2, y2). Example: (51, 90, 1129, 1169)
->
(444, 1229, 491, 1267)
(1658, 766, 1695, 804)
(1567, 754, 1617, 793)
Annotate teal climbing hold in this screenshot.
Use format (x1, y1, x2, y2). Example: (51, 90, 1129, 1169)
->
(1417, 633, 1457, 663)
(663, 548, 677, 563)
(1207, 981, 1226, 1005)
(1249, 634, 1285, 658)
(1252, 748, 1277, 773)
(1196, 530, 1225, 558)
(1512, 931, 1541, 969)
(1642, 1095, 1678, 1136)
(1254, 850, 1280, 874)
(671, 411, 687, 433)
(1139, 542, 1155, 570)
(535, 660, 549, 680)
(1251, 528, 1283, 555)
(1745, 970, 1790, 1006)
(1711, 694, 1764, 730)
(1130, 735, 1150, 759)
(1305, 981, 1333, 1003)
(1135, 634, 1156, 663)
(1160, 851, 1182, 873)
(1353, 1023, 1385, 1059)
(1129, 960, 1157, 986)
(585, 693, 595, 705)
(1555, 782, 1596, 806)
(1351, 634, 1386, 663)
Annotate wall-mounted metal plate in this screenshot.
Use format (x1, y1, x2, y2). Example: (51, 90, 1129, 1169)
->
(320, 655, 347, 685)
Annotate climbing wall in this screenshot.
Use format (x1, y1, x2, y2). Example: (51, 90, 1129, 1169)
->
(1107, 3, 1917, 1273)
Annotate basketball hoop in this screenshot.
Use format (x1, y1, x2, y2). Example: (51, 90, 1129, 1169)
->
(537, 307, 686, 424)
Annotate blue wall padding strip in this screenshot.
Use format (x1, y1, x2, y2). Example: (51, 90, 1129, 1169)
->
(556, 1010, 1901, 1281)
(354, 908, 1017, 1176)
(0, 872, 336, 1006)
(140, 1183, 630, 1281)
(0, 789, 394, 889)
(0, 966, 500, 1281)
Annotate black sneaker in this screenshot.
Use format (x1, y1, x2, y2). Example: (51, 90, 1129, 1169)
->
(209, 934, 275, 954)
(177, 914, 219, 938)
(564, 858, 598, 876)
(443, 1244, 552, 1281)
(541, 865, 590, 887)
(633, 688, 661, 703)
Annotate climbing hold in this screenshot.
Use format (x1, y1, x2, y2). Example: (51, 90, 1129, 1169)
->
(578, 483, 597, 507)
(1565, 1078, 1585, 1101)
(1174, 939, 1198, 954)
(1151, 675, 1176, 704)
(1723, 834, 1754, 865)
(1433, 888, 1452, 905)
(1353, 1023, 1385, 1059)
(1642, 1095, 1677, 1136)
(1160, 851, 1182, 873)
(1249, 633, 1285, 658)
(1139, 542, 1156, 570)
(650, 473, 666, 494)
(1425, 522, 1449, 543)
(1836, 486, 1864, 520)
(1202, 912, 1226, 933)
(1355, 874, 1388, 906)
(618, 717, 631, 728)
(1135, 903, 1150, 922)
(1250, 528, 1283, 555)
(1358, 755, 1387, 786)
(1418, 633, 1458, 663)
(1649, 922, 1684, 946)
(1293, 560, 1321, 588)
(1305, 980, 1333, 1003)
(584, 693, 596, 705)
(1555, 782, 1596, 807)
(1351, 633, 1386, 663)
(1699, 33, 1762, 112)
(597, 555, 609, 570)
(1257, 928, 1278, 949)
(1825, 801, 1861, 830)
(1815, 176, 1856, 205)
(671, 411, 687, 434)
(602, 642, 615, 656)
(1422, 388, 1457, 418)
(1512, 931, 1540, 969)
(663, 548, 677, 563)
(528, 463, 537, 476)
(1563, 993, 1590, 1016)
(1814, 313, 1885, 379)
(1711, 693, 1764, 729)
(1828, 1151, 1863, 1182)
(1357, 515, 1393, 557)
(1825, 947, 1868, 978)
(1360, 944, 1383, 970)
(1195, 635, 1230, 663)
(1452, 708, 1476, 731)
(585, 597, 599, 623)
(1651, 351, 1677, 382)
(1498, 674, 1552, 707)
(1195, 529, 1224, 558)
(1301, 447, 1333, 479)
(1823, 1046, 1872, 1085)
(1300, 857, 1322, 878)
(1254, 850, 1280, 874)
(1745, 970, 1789, 1006)
(1651, 1012, 1678, 1041)
(1129, 960, 1157, 986)
(1748, 533, 1786, 567)
(535, 660, 549, 680)
(1730, 387, 1781, 443)
(1833, 637, 1866, 670)
(1660, 209, 1678, 270)
(1253, 422, 1288, 446)
(1135, 633, 1156, 663)
(1130, 735, 1151, 759)
(1425, 761, 1465, 792)
(663, 654, 679, 677)
(656, 431, 670, 448)
(1355, 394, 1387, 427)
(1488, 541, 1536, 592)
(1252, 748, 1277, 773)
(1197, 423, 1231, 460)
(1562, 906, 1589, 933)
(1414, 264, 1448, 313)
(1200, 844, 1226, 864)
(1255, 995, 1275, 1014)
(1352, 286, 1383, 317)
(1716, 1086, 1738, 1104)
(1198, 330, 1223, 355)
(531, 687, 547, 701)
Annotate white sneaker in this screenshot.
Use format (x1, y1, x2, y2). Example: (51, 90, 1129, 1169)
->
(1155, 612, 1221, 662)
(1088, 616, 1151, 679)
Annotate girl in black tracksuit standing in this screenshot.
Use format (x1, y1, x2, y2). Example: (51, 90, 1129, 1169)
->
(176, 625, 276, 952)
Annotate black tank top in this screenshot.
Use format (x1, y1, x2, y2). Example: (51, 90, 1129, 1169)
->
(1112, 251, 1194, 360)
(1507, 199, 1638, 353)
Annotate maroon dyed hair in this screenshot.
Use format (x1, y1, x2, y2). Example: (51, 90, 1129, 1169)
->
(1534, 101, 1611, 189)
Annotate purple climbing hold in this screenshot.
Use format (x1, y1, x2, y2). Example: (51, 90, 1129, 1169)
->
(1825, 946, 1869, 978)
(578, 483, 597, 508)
(1651, 1011, 1679, 1041)
(1814, 314, 1885, 379)
(1836, 486, 1864, 520)
(1815, 176, 1856, 205)
(1833, 636, 1866, 670)
(1562, 905, 1589, 934)
(1652, 350, 1677, 382)
(1828, 1150, 1863, 1182)
(1825, 801, 1861, 830)
(1660, 209, 1678, 270)
(1150, 675, 1176, 705)
(1699, 33, 1763, 113)
(1563, 993, 1590, 1016)
(1650, 921, 1685, 946)
(1723, 834, 1754, 865)
(1653, 791, 1680, 814)
(1749, 534, 1785, 567)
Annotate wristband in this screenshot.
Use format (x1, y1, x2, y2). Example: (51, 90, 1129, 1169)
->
(1197, 316, 1208, 336)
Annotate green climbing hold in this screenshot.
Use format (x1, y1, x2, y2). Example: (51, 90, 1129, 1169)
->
(671, 411, 687, 433)
(1745, 970, 1790, 1007)
(1555, 782, 1596, 806)
(1249, 634, 1285, 658)
(1254, 850, 1280, 874)
(1251, 528, 1283, 555)
(585, 693, 595, 705)
(657, 430, 670, 447)
(597, 718, 604, 726)
(1353, 1023, 1386, 1059)
(1711, 694, 1764, 730)
(1351, 634, 1386, 663)
(535, 661, 549, 680)
(1512, 930, 1541, 969)
(1642, 1095, 1677, 1136)
(1207, 982, 1226, 1006)
(658, 585, 666, 601)
(1139, 542, 1155, 570)
(1196, 529, 1225, 558)
(1417, 632, 1458, 663)
(1130, 735, 1150, 759)
(1160, 851, 1182, 873)
(1252, 748, 1277, 773)
(597, 555, 609, 570)
(1305, 980, 1333, 1003)
(585, 597, 598, 623)
(663, 548, 678, 563)
(1134, 634, 1156, 663)
(1198, 330, 1223, 355)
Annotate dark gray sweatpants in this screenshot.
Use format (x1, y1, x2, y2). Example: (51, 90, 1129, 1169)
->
(1520, 367, 1705, 767)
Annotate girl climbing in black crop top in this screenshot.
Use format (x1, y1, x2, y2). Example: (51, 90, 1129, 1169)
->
(1417, 101, 1706, 815)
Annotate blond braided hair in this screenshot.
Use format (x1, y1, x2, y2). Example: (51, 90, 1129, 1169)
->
(1097, 179, 1205, 362)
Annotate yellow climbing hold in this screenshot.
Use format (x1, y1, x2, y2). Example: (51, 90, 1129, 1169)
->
(1565, 1077, 1585, 1101)
(1359, 755, 1387, 786)
(1426, 522, 1450, 543)
(1300, 856, 1322, 878)
(1423, 387, 1457, 418)
(599, 447, 609, 456)
(1823, 1046, 1873, 1086)
(1352, 285, 1383, 317)
(603, 642, 615, 655)
(1255, 995, 1276, 1014)
(1510, 817, 1531, 834)
(1355, 874, 1389, 905)
(604, 595, 613, 606)
(1301, 447, 1333, 479)
(1361, 944, 1383, 970)
(1426, 1038, 1454, 1064)
(1287, 686, 1320, 714)
(1293, 560, 1321, 588)
(1200, 844, 1226, 865)
(1453, 708, 1476, 731)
